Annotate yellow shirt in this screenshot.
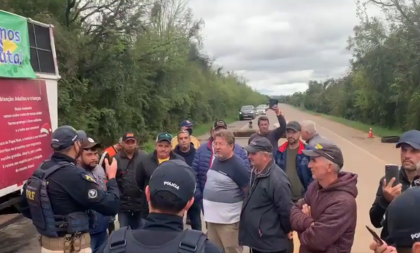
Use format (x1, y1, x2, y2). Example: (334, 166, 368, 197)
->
(171, 136, 201, 150)
(158, 158, 170, 164)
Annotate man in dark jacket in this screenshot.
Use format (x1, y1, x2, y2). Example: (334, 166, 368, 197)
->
(136, 132, 185, 218)
(173, 129, 202, 230)
(78, 137, 110, 253)
(115, 132, 147, 229)
(369, 130, 420, 243)
(276, 121, 313, 201)
(240, 137, 293, 253)
(174, 129, 196, 166)
(248, 105, 286, 155)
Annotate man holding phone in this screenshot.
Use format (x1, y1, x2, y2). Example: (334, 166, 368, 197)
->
(369, 130, 420, 243)
(248, 103, 286, 155)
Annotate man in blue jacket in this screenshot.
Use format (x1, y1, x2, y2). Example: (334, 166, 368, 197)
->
(275, 121, 313, 201)
(192, 119, 250, 215)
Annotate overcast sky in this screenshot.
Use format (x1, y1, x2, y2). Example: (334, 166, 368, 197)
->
(188, 0, 381, 96)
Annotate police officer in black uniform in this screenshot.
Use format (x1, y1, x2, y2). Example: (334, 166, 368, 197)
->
(98, 159, 223, 253)
(19, 125, 120, 253)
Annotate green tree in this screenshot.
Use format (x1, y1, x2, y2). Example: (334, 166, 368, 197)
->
(284, 0, 420, 131)
(0, 0, 267, 145)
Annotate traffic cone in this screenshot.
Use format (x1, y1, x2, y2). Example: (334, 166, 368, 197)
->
(368, 128, 373, 138)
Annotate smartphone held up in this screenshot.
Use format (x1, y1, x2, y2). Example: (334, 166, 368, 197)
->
(385, 164, 400, 187)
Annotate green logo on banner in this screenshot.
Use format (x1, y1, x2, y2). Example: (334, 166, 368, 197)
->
(0, 11, 36, 79)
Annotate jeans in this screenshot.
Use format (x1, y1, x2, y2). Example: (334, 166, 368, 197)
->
(118, 211, 144, 229)
(90, 231, 108, 253)
(187, 200, 202, 230)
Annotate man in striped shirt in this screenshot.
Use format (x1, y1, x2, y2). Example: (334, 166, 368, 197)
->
(203, 130, 250, 253)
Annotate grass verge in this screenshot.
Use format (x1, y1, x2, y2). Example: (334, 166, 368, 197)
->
(298, 108, 402, 137)
(142, 115, 238, 153)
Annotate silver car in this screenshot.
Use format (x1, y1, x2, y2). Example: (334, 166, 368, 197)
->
(256, 105, 266, 115)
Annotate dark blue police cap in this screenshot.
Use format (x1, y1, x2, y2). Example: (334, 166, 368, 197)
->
(396, 130, 420, 150)
(51, 125, 86, 151)
(149, 160, 196, 204)
(387, 187, 420, 247)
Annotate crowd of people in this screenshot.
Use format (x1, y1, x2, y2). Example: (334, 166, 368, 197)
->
(17, 105, 420, 253)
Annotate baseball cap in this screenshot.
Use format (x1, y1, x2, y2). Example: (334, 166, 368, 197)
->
(245, 137, 273, 153)
(302, 143, 344, 168)
(156, 132, 173, 143)
(213, 119, 227, 130)
(82, 137, 101, 149)
(122, 132, 136, 142)
(286, 121, 301, 132)
(396, 130, 420, 150)
(180, 120, 194, 128)
(387, 187, 420, 247)
(148, 160, 196, 204)
(51, 126, 86, 151)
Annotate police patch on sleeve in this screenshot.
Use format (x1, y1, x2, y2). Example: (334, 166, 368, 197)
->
(80, 172, 98, 184)
(88, 189, 98, 199)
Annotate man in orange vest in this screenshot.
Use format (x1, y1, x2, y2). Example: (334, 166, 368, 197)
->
(99, 137, 123, 235)
(100, 138, 123, 163)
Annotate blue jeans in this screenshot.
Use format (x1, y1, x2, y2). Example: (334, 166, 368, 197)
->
(90, 231, 108, 253)
(118, 211, 144, 229)
(187, 200, 202, 231)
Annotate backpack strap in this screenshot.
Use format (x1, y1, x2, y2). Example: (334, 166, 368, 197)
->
(42, 163, 67, 178)
(33, 161, 68, 179)
(108, 226, 128, 253)
(178, 229, 207, 253)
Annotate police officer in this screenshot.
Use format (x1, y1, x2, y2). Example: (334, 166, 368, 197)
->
(19, 126, 120, 253)
(98, 160, 222, 253)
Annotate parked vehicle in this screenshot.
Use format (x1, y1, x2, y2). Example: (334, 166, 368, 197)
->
(239, 105, 256, 120)
(256, 105, 266, 115)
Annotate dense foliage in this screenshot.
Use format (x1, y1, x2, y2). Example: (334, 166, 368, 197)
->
(282, 0, 420, 131)
(0, 0, 266, 145)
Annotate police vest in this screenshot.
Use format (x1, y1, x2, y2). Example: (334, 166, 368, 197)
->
(104, 226, 207, 253)
(25, 160, 92, 238)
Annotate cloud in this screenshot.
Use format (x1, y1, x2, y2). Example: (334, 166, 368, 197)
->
(188, 0, 381, 95)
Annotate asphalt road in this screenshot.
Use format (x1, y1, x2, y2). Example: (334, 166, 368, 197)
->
(0, 105, 396, 252)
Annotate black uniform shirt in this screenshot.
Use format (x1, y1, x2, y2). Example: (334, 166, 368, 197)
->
(20, 153, 120, 219)
(97, 213, 222, 253)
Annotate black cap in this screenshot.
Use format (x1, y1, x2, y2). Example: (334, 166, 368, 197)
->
(396, 130, 420, 150)
(149, 160, 196, 203)
(51, 126, 86, 151)
(82, 137, 101, 149)
(286, 121, 301, 132)
(387, 187, 420, 247)
(302, 143, 344, 168)
(122, 132, 136, 142)
(213, 119, 227, 130)
(156, 132, 173, 143)
(245, 137, 273, 153)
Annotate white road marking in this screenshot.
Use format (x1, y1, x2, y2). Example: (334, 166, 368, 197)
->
(316, 123, 387, 164)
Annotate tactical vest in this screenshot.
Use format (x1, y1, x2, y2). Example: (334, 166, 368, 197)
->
(25, 161, 91, 238)
(104, 227, 207, 253)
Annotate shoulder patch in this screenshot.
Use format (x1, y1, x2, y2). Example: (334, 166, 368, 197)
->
(88, 189, 98, 199)
(80, 173, 98, 184)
